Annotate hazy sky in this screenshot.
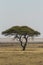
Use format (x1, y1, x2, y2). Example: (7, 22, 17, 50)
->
(0, 0, 43, 38)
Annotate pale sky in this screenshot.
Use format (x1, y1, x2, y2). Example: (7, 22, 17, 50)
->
(0, 0, 43, 38)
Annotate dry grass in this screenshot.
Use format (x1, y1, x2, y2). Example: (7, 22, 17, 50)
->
(0, 43, 43, 65)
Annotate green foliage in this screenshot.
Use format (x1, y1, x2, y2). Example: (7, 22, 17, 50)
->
(2, 26, 40, 37)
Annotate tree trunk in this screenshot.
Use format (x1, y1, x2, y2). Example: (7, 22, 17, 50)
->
(22, 38, 27, 51)
(23, 44, 26, 51)
(19, 36, 27, 51)
(19, 37, 24, 48)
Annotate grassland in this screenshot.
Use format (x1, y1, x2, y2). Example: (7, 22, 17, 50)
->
(0, 42, 43, 65)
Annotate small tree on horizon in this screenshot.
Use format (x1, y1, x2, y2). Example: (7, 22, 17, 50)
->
(2, 26, 40, 51)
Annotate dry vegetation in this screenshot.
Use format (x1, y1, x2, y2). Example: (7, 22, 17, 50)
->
(0, 42, 43, 65)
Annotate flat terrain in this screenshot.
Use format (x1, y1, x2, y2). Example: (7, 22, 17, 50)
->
(0, 43, 43, 65)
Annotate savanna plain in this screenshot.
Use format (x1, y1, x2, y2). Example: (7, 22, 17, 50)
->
(0, 42, 43, 65)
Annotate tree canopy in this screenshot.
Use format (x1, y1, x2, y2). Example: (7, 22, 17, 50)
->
(2, 26, 40, 36)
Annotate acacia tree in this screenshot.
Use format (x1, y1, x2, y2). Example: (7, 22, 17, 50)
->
(2, 26, 40, 50)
